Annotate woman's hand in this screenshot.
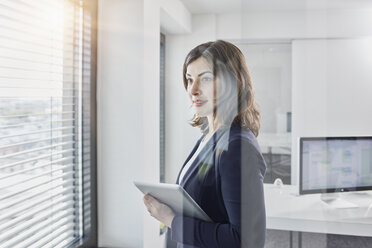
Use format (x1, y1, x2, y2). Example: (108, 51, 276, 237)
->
(143, 194, 176, 228)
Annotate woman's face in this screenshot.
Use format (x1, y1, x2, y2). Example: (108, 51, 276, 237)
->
(185, 57, 215, 118)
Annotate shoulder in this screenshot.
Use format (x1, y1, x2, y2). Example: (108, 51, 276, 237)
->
(214, 125, 264, 160)
(227, 125, 262, 154)
(217, 126, 266, 175)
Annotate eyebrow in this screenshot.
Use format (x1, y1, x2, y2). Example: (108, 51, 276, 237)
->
(186, 71, 213, 77)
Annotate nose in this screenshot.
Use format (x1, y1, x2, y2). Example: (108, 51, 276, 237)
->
(190, 79, 200, 96)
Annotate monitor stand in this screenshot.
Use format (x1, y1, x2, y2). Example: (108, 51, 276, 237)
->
(320, 193, 358, 209)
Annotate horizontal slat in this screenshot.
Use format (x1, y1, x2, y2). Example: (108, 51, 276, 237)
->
(0, 42, 63, 61)
(0, 69, 64, 82)
(0, 22, 73, 48)
(3, 163, 75, 190)
(83, 195, 91, 204)
(0, 134, 76, 151)
(83, 203, 91, 212)
(83, 186, 91, 195)
(84, 212, 91, 220)
(52, 234, 76, 248)
(0, 156, 74, 181)
(0, 207, 75, 247)
(30, 226, 75, 248)
(0, 25, 65, 51)
(83, 156, 91, 163)
(0, 0, 67, 21)
(0, 126, 75, 140)
(0, 111, 75, 119)
(83, 173, 91, 182)
(0, 45, 72, 65)
(0, 60, 68, 75)
(0, 1, 72, 34)
(0, 54, 76, 67)
(0, 140, 75, 159)
(0, 96, 77, 100)
(0, 170, 75, 201)
(0, 63, 79, 77)
(83, 208, 91, 217)
(83, 210, 91, 218)
(11, 0, 66, 15)
(0, 65, 68, 76)
(0, 31, 65, 55)
(0, 179, 74, 212)
(0, 193, 75, 234)
(0, 133, 74, 150)
(0, 119, 75, 129)
(0, 66, 65, 82)
(0, 148, 74, 170)
(0, 204, 74, 244)
(0, 185, 74, 223)
(83, 169, 91, 178)
(83, 205, 91, 214)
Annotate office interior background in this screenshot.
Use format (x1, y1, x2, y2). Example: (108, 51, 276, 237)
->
(0, 0, 372, 247)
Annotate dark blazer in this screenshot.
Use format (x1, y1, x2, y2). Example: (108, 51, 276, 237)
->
(170, 125, 266, 248)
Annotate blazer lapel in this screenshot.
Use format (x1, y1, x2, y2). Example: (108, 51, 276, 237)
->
(179, 130, 223, 187)
(176, 136, 204, 184)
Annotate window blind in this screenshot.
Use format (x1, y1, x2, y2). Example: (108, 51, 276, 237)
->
(0, 0, 95, 247)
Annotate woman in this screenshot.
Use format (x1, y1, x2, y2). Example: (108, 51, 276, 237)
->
(143, 40, 266, 248)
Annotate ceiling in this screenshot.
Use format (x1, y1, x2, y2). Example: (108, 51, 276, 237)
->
(180, 0, 372, 14)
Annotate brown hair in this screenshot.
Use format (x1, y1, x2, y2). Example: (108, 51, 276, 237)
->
(183, 40, 261, 137)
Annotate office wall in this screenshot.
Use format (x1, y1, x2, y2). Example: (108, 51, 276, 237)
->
(165, 9, 372, 184)
(292, 38, 372, 185)
(142, 0, 190, 247)
(97, 0, 145, 247)
(97, 0, 190, 247)
(241, 9, 372, 39)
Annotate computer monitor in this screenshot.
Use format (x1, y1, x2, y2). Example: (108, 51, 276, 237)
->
(300, 136, 372, 195)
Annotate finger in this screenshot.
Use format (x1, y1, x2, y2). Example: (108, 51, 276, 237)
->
(144, 194, 155, 202)
(143, 198, 152, 215)
(144, 194, 152, 205)
(143, 195, 154, 212)
(143, 195, 153, 206)
(146, 195, 161, 207)
(144, 203, 152, 215)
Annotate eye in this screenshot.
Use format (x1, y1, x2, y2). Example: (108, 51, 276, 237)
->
(186, 78, 193, 84)
(201, 76, 213, 83)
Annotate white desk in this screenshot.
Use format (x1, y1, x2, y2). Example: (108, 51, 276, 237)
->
(264, 184, 372, 237)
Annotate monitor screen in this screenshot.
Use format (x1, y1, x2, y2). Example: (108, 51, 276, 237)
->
(300, 137, 372, 195)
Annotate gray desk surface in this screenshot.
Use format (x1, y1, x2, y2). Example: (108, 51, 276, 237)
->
(264, 184, 372, 237)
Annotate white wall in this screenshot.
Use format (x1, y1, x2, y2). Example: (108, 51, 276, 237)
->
(165, 9, 372, 184)
(97, 0, 144, 247)
(97, 0, 190, 247)
(292, 38, 372, 185)
(241, 9, 372, 39)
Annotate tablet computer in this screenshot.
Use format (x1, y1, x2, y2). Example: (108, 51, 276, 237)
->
(134, 181, 212, 222)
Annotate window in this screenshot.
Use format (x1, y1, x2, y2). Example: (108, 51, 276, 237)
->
(0, 0, 97, 247)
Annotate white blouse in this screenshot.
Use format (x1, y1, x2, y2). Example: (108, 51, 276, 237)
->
(178, 132, 215, 184)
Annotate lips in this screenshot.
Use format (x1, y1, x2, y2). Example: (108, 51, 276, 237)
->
(193, 100, 207, 107)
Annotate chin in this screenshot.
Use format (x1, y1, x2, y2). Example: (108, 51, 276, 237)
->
(194, 110, 211, 118)
(193, 106, 213, 117)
